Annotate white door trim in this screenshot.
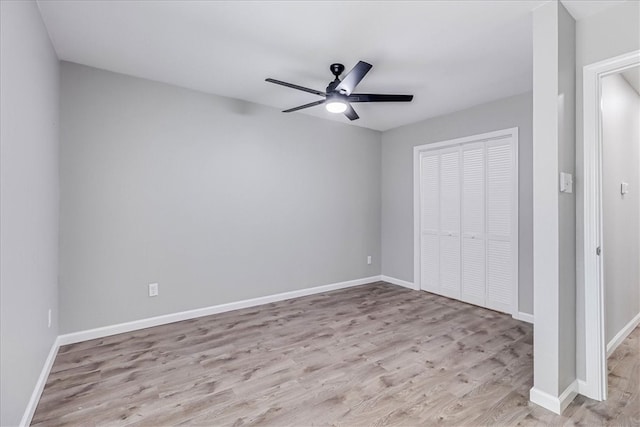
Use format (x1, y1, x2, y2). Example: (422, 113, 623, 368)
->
(413, 127, 519, 315)
(581, 49, 640, 401)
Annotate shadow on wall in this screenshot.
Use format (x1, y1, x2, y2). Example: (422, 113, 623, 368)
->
(227, 98, 259, 115)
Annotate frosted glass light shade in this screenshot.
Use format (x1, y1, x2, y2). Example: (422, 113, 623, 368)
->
(326, 101, 347, 113)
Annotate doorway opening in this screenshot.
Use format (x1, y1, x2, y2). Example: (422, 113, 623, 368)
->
(582, 50, 640, 401)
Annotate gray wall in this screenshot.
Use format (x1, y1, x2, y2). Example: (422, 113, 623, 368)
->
(0, 1, 60, 425)
(59, 63, 381, 333)
(557, 2, 576, 393)
(380, 91, 533, 315)
(531, 1, 560, 397)
(575, 0, 640, 380)
(602, 73, 640, 345)
(530, 1, 576, 399)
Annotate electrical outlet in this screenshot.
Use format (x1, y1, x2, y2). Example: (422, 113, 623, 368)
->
(148, 283, 159, 297)
(367, 255, 372, 265)
(48, 309, 52, 328)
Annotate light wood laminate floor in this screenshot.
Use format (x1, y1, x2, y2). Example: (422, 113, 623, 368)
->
(32, 282, 639, 426)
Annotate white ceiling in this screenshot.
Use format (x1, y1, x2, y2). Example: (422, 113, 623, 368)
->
(561, 0, 628, 20)
(36, 1, 624, 131)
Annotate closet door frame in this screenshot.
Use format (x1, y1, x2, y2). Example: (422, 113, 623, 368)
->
(413, 127, 519, 316)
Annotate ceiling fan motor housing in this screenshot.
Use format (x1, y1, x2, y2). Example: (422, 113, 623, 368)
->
(326, 92, 347, 103)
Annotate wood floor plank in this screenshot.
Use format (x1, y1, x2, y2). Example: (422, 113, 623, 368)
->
(32, 282, 639, 426)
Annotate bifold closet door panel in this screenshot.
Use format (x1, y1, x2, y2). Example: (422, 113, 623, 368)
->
(485, 138, 516, 313)
(461, 143, 486, 306)
(417, 129, 517, 315)
(420, 151, 440, 293)
(438, 147, 461, 300)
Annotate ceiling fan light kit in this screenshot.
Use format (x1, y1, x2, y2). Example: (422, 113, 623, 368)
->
(265, 61, 413, 121)
(325, 94, 348, 113)
(326, 101, 348, 114)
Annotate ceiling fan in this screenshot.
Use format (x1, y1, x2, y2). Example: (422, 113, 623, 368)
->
(265, 61, 414, 121)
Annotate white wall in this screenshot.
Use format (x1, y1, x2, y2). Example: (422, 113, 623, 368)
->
(380, 91, 533, 314)
(59, 62, 382, 333)
(601, 72, 640, 345)
(0, 1, 60, 425)
(575, 0, 640, 380)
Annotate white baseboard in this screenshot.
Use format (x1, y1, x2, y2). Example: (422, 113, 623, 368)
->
(607, 311, 640, 357)
(558, 380, 579, 413)
(529, 380, 578, 414)
(20, 337, 61, 427)
(380, 275, 418, 290)
(512, 311, 534, 324)
(58, 275, 382, 346)
(530, 387, 559, 414)
(577, 379, 589, 396)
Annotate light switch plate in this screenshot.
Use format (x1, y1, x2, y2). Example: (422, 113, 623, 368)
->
(621, 182, 629, 195)
(560, 172, 573, 193)
(148, 283, 159, 297)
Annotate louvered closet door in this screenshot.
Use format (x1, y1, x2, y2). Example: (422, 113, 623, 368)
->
(420, 151, 440, 293)
(485, 137, 516, 313)
(438, 147, 461, 299)
(461, 142, 485, 306)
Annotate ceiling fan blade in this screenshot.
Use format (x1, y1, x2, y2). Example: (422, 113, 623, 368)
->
(334, 61, 372, 96)
(348, 94, 414, 103)
(343, 104, 359, 121)
(282, 99, 326, 113)
(265, 78, 325, 96)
